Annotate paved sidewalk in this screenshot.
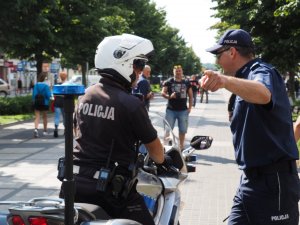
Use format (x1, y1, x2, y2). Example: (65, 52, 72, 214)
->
(0, 115, 64, 203)
(178, 90, 239, 225)
(0, 90, 299, 224)
(151, 90, 239, 224)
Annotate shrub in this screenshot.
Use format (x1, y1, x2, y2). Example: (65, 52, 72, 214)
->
(151, 84, 161, 93)
(0, 95, 33, 115)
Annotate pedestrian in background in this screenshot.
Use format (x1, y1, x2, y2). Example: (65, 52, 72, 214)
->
(198, 74, 209, 103)
(202, 29, 299, 225)
(132, 64, 154, 111)
(294, 77, 299, 98)
(16, 77, 22, 95)
(29, 79, 34, 92)
(32, 72, 52, 138)
(189, 74, 199, 107)
(161, 65, 193, 150)
(53, 71, 67, 137)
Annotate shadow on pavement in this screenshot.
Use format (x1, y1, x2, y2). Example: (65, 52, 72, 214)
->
(195, 153, 236, 165)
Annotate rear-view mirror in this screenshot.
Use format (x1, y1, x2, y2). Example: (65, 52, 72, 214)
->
(190, 135, 213, 150)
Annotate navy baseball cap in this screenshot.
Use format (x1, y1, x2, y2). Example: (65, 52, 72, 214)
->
(206, 29, 254, 54)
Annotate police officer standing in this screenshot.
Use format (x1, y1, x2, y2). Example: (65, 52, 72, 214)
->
(202, 29, 299, 224)
(59, 34, 168, 225)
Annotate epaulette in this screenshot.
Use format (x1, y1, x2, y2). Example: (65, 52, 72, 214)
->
(250, 62, 261, 71)
(250, 61, 274, 72)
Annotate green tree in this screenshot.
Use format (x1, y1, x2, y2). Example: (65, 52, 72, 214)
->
(0, 0, 202, 82)
(55, 0, 127, 86)
(211, 0, 300, 99)
(112, 0, 202, 76)
(0, 0, 61, 75)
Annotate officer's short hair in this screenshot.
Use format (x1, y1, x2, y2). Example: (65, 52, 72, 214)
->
(234, 46, 255, 58)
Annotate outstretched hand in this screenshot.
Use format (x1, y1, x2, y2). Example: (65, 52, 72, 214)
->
(200, 70, 226, 92)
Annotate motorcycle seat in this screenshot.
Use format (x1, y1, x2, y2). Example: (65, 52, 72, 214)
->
(81, 219, 141, 225)
(75, 203, 111, 221)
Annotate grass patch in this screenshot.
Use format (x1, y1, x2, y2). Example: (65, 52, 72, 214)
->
(0, 114, 34, 125)
(151, 84, 161, 93)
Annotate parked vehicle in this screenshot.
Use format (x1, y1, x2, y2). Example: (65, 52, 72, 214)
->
(0, 112, 213, 225)
(0, 78, 10, 97)
(67, 75, 101, 87)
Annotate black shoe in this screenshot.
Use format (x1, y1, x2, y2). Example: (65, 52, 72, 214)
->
(54, 129, 58, 138)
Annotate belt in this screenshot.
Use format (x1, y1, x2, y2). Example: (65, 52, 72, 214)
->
(73, 165, 134, 179)
(244, 160, 297, 177)
(73, 165, 99, 179)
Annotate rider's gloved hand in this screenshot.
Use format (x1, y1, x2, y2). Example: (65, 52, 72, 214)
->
(163, 154, 173, 165)
(156, 155, 179, 177)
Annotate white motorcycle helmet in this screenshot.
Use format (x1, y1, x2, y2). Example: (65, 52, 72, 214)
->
(95, 33, 154, 86)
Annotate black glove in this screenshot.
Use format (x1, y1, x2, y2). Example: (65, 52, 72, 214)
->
(156, 155, 179, 177)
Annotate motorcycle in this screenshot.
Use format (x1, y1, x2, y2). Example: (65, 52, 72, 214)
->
(0, 85, 213, 225)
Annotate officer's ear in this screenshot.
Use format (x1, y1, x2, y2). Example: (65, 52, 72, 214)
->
(230, 47, 239, 59)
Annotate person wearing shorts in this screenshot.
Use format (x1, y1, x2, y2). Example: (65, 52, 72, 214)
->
(161, 65, 192, 150)
(32, 72, 52, 138)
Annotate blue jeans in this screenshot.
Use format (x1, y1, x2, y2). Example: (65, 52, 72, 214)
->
(165, 109, 189, 134)
(54, 107, 64, 127)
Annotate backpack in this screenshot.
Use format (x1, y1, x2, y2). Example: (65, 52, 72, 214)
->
(34, 85, 46, 107)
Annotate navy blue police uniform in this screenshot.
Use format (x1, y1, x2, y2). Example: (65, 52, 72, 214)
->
(132, 74, 151, 111)
(59, 77, 156, 225)
(228, 59, 300, 224)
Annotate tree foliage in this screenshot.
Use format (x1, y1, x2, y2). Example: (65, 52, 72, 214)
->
(211, 0, 300, 73)
(0, 0, 202, 82)
(211, 0, 300, 99)
(0, 0, 61, 75)
(113, 0, 202, 75)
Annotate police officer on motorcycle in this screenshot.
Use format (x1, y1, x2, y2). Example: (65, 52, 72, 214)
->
(59, 34, 167, 225)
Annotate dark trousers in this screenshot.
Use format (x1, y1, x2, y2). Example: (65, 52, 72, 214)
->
(200, 90, 208, 103)
(60, 175, 155, 225)
(228, 161, 300, 225)
(192, 91, 197, 106)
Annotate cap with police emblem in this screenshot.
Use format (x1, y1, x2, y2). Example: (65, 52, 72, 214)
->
(206, 29, 254, 54)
